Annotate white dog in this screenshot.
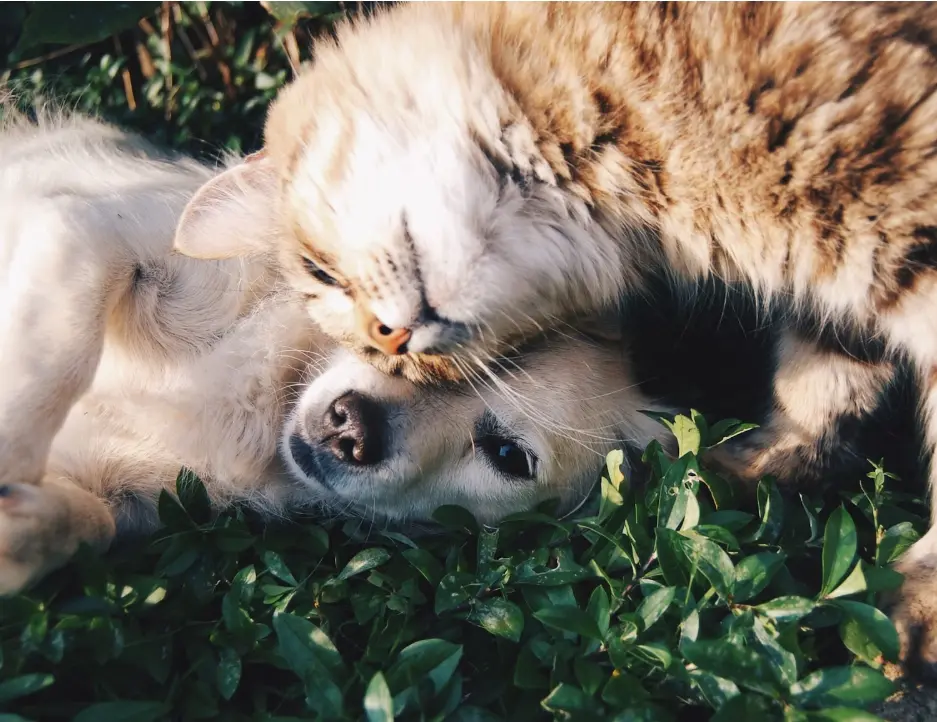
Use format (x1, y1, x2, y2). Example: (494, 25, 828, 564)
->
(0, 109, 670, 594)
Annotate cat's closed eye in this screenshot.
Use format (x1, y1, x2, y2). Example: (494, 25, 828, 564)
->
(302, 256, 340, 287)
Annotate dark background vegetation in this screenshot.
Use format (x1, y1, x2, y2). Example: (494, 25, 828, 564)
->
(0, 1, 384, 157)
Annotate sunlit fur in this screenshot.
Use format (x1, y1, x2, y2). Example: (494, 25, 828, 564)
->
(176, 2, 937, 664)
(0, 109, 675, 595)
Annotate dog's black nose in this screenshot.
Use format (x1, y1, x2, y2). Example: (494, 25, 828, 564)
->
(312, 391, 385, 466)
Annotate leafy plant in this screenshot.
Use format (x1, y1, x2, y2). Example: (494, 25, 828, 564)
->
(0, 412, 925, 721)
(1, 2, 377, 157)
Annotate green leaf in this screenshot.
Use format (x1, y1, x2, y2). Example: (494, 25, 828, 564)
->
(734, 552, 786, 603)
(15, 2, 161, 53)
(636, 586, 675, 633)
(262, 551, 298, 586)
(363, 672, 394, 722)
(821, 507, 858, 597)
(670, 414, 702, 457)
(435, 572, 478, 614)
(175, 467, 211, 524)
(476, 528, 499, 572)
(0, 674, 54, 704)
(587, 585, 612, 639)
(514, 548, 594, 586)
(534, 605, 604, 640)
(663, 530, 735, 600)
(385, 639, 463, 695)
(710, 694, 780, 722)
(681, 637, 783, 696)
(337, 548, 391, 581)
(261, 1, 344, 25)
(688, 669, 740, 710)
(72, 702, 170, 722)
(789, 666, 895, 708)
(747, 477, 784, 544)
(833, 599, 900, 663)
(755, 596, 817, 624)
(701, 510, 754, 532)
(273, 612, 345, 719)
(877, 522, 919, 565)
(657, 455, 696, 530)
(692, 524, 740, 551)
(231, 565, 257, 605)
(541, 683, 602, 714)
(704, 419, 759, 449)
(216, 647, 241, 701)
(403, 548, 444, 586)
(826, 561, 903, 599)
(656, 528, 691, 588)
(751, 616, 798, 688)
(599, 448, 628, 522)
(602, 669, 650, 707)
(802, 709, 885, 722)
(431, 505, 480, 534)
(471, 598, 524, 642)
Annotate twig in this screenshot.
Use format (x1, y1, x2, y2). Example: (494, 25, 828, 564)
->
(283, 30, 301, 75)
(172, 3, 208, 82)
(11, 42, 87, 70)
(160, 1, 174, 120)
(113, 35, 137, 111)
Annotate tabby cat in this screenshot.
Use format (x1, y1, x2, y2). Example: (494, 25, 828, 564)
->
(174, 2, 937, 667)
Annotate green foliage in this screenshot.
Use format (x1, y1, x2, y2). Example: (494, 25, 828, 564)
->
(0, 414, 927, 721)
(0, 2, 377, 157)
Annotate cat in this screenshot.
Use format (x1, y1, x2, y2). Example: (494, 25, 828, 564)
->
(171, 2, 937, 666)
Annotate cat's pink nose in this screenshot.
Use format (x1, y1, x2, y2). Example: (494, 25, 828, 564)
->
(368, 321, 412, 355)
(356, 306, 411, 355)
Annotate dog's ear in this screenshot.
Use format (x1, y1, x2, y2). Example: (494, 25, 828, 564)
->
(174, 151, 278, 260)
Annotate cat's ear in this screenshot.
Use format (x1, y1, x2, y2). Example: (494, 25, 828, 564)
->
(174, 150, 278, 260)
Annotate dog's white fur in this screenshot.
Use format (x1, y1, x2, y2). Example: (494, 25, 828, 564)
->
(0, 109, 670, 594)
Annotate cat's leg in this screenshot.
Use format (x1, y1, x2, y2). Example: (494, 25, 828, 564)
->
(0, 473, 115, 594)
(704, 328, 894, 485)
(877, 290, 937, 670)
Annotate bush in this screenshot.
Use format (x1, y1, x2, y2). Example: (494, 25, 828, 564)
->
(0, 412, 925, 721)
(1, 2, 373, 156)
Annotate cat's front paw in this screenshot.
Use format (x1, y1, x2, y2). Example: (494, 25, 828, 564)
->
(702, 426, 827, 488)
(0, 479, 114, 596)
(889, 551, 937, 676)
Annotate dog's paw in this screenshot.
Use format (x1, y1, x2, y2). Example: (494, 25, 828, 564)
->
(0, 483, 61, 595)
(889, 553, 937, 676)
(0, 479, 114, 596)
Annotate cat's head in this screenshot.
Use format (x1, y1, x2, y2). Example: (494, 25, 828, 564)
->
(173, 4, 626, 383)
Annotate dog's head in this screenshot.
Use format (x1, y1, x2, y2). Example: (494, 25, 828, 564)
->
(281, 331, 670, 524)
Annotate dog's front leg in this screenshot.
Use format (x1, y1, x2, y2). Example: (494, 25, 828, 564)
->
(0, 199, 133, 488)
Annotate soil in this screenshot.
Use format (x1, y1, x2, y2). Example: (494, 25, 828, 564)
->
(871, 664, 937, 722)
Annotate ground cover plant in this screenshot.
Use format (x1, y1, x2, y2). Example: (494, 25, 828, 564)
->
(0, 3, 931, 720)
(0, 412, 926, 721)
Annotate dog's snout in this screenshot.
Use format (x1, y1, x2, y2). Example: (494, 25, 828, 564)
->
(313, 391, 385, 466)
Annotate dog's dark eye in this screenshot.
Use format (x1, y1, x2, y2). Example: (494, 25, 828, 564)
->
(302, 257, 339, 287)
(478, 434, 537, 480)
